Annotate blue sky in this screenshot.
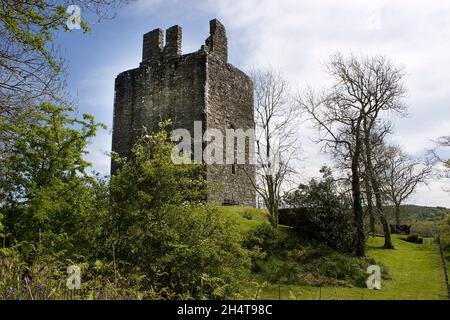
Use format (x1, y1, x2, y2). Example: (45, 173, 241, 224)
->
(53, 0, 450, 207)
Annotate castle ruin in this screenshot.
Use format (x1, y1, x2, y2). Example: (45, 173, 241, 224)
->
(111, 19, 255, 207)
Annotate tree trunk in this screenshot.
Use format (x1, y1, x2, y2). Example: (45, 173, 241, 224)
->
(374, 191, 394, 249)
(363, 120, 393, 249)
(265, 175, 278, 227)
(370, 163, 394, 249)
(351, 146, 366, 257)
(377, 210, 393, 249)
(364, 178, 376, 234)
(394, 203, 401, 225)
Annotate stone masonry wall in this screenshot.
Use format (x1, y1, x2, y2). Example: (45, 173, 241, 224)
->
(205, 55, 255, 207)
(111, 19, 256, 207)
(111, 53, 206, 173)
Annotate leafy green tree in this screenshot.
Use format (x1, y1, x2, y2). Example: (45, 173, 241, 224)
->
(108, 125, 251, 298)
(284, 166, 357, 253)
(0, 0, 129, 69)
(0, 1, 131, 156)
(0, 102, 104, 255)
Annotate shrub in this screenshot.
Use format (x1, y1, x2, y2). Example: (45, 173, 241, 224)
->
(0, 246, 161, 300)
(0, 103, 105, 258)
(243, 224, 379, 287)
(242, 223, 281, 256)
(439, 213, 450, 251)
(404, 234, 423, 244)
(109, 127, 251, 299)
(410, 221, 439, 238)
(284, 166, 357, 253)
(242, 211, 253, 220)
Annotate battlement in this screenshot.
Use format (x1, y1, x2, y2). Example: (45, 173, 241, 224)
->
(142, 28, 163, 62)
(114, 19, 254, 207)
(142, 19, 228, 63)
(164, 25, 182, 58)
(204, 19, 228, 61)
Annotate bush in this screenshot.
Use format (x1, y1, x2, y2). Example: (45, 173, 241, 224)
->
(0, 120, 253, 300)
(0, 103, 105, 259)
(439, 213, 450, 251)
(242, 211, 253, 220)
(284, 167, 357, 253)
(109, 127, 251, 299)
(0, 246, 161, 300)
(404, 234, 423, 244)
(242, 223, 281, 255)
(243, 224, 379, 287)
(410, 221, 439, 238)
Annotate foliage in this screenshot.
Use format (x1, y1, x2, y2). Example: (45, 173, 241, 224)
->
(0, 245, 159, 300)
(384, 205, 448, 222)
(410, 220, 440, 238)
(439, 213, 450, 251)
(253, 235, 446, 300)
(0, 117, 254, 299)
(242, 223, 374, 288)
(284, 167, 357, 253)
(243, 223, 281, 256)
(108, 126, 251, 299)
(0, 0, 128, 68)
(0, 102, 104, 258)
(0, 0, 131, 132)
(404, 234, 423, 244)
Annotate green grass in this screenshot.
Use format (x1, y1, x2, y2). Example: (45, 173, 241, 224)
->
(250, 235, 448, 300)
(217, 206, 270, 233)
(220, 206, 449, 300)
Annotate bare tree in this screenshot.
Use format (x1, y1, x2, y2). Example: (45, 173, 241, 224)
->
(381, 145, 433, 225)
(362, 125, 398, 250)
(247, 69, 299, 227)
(299, 80, 367, 256)
(437, 136, 450, 149)
(430, 136, 450, 186)
(299, 54, 407, 255)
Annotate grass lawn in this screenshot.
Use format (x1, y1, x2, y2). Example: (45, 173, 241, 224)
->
(217, 206, 270, 233)
(251, 235, 448, 300)
(221, 206, 448, 300)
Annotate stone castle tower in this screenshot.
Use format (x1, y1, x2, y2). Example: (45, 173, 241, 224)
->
(111, 19, 255, 207)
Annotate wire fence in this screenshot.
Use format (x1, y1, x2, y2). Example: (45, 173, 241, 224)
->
(437, 235, 450, 299)
(253, 285, 450, 300)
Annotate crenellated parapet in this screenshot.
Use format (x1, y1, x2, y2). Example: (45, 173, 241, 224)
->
(113, 19, 255, 207)
(141, 19, 227, 64)
(204, 19, 228, 62)
(142, 28, 163, 62)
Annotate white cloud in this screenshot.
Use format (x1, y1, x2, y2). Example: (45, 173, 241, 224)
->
(202, 0, 450, 206)
(80, 0, 450, 206)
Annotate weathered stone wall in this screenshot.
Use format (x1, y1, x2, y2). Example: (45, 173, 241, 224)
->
(111, 19, 255, 207)
(205, 55, 255, 207)
(111, 52, 206, 173)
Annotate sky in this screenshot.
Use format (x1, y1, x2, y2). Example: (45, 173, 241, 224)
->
(54, 0, 450, 207)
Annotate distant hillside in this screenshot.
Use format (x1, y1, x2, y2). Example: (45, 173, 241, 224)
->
(384, 205, 449, 222)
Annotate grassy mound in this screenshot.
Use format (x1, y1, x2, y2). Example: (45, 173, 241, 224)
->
(217, 206, 270, 233)
(219, 206, 448, 300)
(218, 206, 377, 292)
